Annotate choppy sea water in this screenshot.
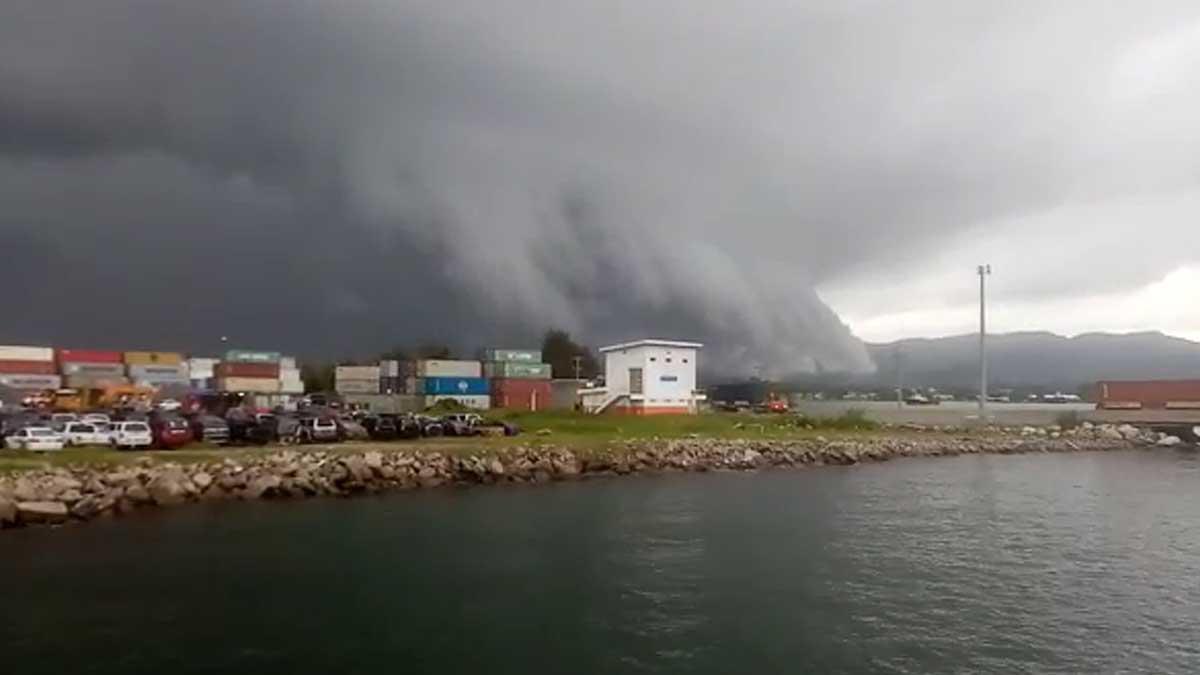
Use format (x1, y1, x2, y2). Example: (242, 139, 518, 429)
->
(4, 449, 1200, 674)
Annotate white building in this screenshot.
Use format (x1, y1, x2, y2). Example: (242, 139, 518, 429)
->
(579, 339, 704, 415)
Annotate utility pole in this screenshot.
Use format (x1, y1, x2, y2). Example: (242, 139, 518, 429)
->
(978, 264, 991, 418)
(572, 355, 582, 381)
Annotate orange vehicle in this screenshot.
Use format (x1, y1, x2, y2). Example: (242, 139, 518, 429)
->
(765, 392, 789, 413)
(49, 385, 156, 412)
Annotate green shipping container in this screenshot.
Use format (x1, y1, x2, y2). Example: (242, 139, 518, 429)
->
(485, 349, 542, 363)
(224, 349, 282, 364)
(484, 361, 552, 379)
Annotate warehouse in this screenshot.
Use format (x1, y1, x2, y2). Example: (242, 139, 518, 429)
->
(580, 339, 704, 415)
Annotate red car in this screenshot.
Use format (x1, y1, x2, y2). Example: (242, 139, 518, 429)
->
(150, 415, 193, 449)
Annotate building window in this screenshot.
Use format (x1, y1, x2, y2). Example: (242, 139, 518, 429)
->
(665, 358, 672, 363)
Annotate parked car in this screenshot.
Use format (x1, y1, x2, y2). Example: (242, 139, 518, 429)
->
(157, 398, 183, 412)
(186, 414, 230, 445)
(81, 412, 112, 425)
(336, 415, 369, 441)
(396, 414, 424, 439)
(295, 416, 339, 444)
(415, 415, 446, 437)
(363, 414, 399, 440)
(49, 412, 79, 431)
(110, 421, 154, 450)
(225, 409, 275, 446)
(149, 414, 192, 449)
(62, 422, 112, 447)
(5, 426, 65, 451)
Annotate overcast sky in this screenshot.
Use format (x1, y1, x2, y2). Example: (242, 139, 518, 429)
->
(2, 1, 1198, 373)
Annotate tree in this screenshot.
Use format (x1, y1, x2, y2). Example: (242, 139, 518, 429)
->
(300, 361, 335, 393)
(541, 329, 599, 379)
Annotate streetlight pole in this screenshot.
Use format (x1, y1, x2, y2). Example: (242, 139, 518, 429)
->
(978, 264, 991, 418)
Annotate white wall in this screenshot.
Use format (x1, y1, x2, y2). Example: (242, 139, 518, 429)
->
(601, 344, 697, 403)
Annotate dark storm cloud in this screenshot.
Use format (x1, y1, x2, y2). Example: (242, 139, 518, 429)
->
(3, 1, 1199, 373)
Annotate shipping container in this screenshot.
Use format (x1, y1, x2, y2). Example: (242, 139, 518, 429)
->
(217, 377, 281, 393)
(64, 374, 131, 389)
(0, 374, 62, 389)
(279, 356, 297, 370)
(490, 378, 552, 411)
(1097, 380, 1200, 410)
(216, 362, 281, 378)
(551, 379, 585, 410)
(422, 376, 489, 396)
(124, 351, 184, 366)
(380, 360, 401, 377)
(416, 359, 481, 378)
(224, 349, 282, 364)
(190, 378, 216, 391)
(341, 394, 424, 414)
(55, 349, 123, 364)
(484, 361, 552, 379)
(336, 365, 381, 380)
(60, 362, 126, 376)
(186, 357, 219, 374)
(485, 349, 542, 363)
(0, 360, 57, 375)
(128, 364, 188, 378)
(424, 394, 491, 411)
(335, 379, 381, 394)
(378, 376, 404, 394)
(0, 346, 53, 362)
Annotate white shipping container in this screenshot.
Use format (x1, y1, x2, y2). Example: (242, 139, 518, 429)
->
(218, 377, 281, 393)
(380, 360, 400, 377)
(0, 345, 54, 362)
(416, 359, 481, 378)
(279, 381, 305, 394)
(280, 356, 297, 369)
(335, 365, 381, 380)
(0, 374, 62, 389)
(424, 394, 491, 410)
(279, 366, 302, 379)
(336, 379, 381, 394)
(186, 358, 219, 379)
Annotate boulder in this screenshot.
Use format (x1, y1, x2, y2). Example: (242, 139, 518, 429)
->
(1118, 424, 1140, 440)
(12, 478, 40, 502)
(17, 501, 69, 524)
(0, 497, 17, 526)
(124, 484, 153, 505)
(243, 475, 282, 500)
(1157, 435, 1182, 447)
(192, 472, 213, 490)
(1098, 426, 1124, 440)
(70, 494, 115, 520)
(364, 452, 384, 476)
(146, 469, 191, 506)
(341, 457, 372, 483)
(488, 458, 506, 476)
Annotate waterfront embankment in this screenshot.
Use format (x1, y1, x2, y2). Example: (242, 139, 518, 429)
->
(0, 422, 1169, 530)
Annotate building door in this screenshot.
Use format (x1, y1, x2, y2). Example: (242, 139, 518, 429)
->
(629, 368, 643, 395)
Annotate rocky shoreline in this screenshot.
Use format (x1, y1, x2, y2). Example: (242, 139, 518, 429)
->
(0, 423, 1173, 530)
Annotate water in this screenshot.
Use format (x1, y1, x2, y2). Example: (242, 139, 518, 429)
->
(4, 450, 1200, 674)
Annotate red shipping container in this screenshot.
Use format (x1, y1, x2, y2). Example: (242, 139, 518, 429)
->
(1097, 379, 1200, 409)
(215, 362, 280, 378)
(491, 378, 552, 411)
(55, 349, 123, 364)
(0, 360, 57, 375)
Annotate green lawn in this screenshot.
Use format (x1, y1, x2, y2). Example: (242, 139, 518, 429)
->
(0, 411, 888, 474)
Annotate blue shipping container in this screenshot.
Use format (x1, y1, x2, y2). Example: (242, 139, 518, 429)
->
(422, 376, 489, 396)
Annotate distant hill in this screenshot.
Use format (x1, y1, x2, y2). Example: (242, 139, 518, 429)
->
(789, 331, 1200, 394)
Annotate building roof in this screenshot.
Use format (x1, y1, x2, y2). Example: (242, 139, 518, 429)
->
(598, 339, 704, 353)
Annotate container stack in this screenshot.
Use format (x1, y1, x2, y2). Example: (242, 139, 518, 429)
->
(417, 359, 489, 409)
(217, 350, 282, 393)
(485, 349, 551, 411)
(125, 351, 188, 388)
(186, 357, 219, 390)
(335, 365, 381, 395)
(57, 349, 128, 389)
(379, 360, 405, 394)
(0, 345, 61, 391)
(278, 356, 303, 394)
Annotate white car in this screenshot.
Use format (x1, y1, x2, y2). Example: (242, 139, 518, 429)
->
(81, 413, 112, 425)
(110, 421, 153, 450)
(157, 399, 182, 412)
(5, 427, 65, 451)
(62, 422, 112, 447)
(49, 412, 79, 430)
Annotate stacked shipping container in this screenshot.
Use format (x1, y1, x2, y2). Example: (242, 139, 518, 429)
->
(218, 350, 283, 393)
(417, 360, 489, 409)
(187, 357, 219, 390)
(0, 345, 60, 390)
(57, 349, 127, 388)
(335, 365, 381, 394)
(485, 349, 551, 411)
(278, 356, 303, 394)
